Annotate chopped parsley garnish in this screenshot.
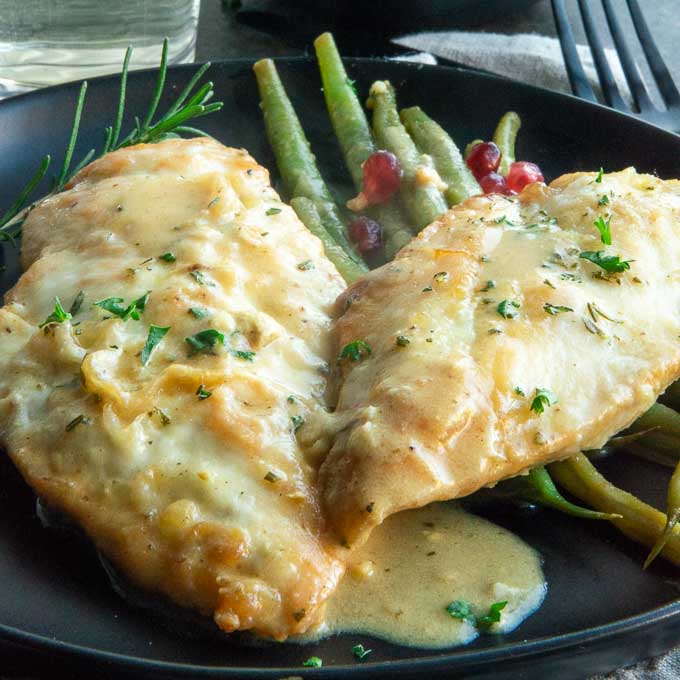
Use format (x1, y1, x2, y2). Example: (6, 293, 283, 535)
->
(265, 207, 282, 216)
(264, 470, 279, 483)
(481, 280, 496, 291)
(188, 307, 210, 319)
(446, 599, 507, 630)
(339, 339, 372, 362)
(39, 297, 72, 328)
(141, 325, 170, 365)
(497, 299, 520, 319)
(598, 194, 610, 206)
(159, 252, 176, 262)
(594, 167, 604, 183)
(65, 414, 90, 432)
(396, 335, 410, 347)
(190, 270, 215, 286)
(593, 215, 612, 245)
(530, 388, 558, 414)
(433, 271, 449, 283)
(291, 415, 304, 432)
(514, 387, 526, 397)
(477, 601, 508, 629)
(69, 290, 85, 316)
(297, 259, 314, 271)
(351, 644, 372, 660)
(94, 292, 149, 321)
(229, 348, 256, 361)
(446, 599, 476, 624)
(185, 328, 225, 355)
(196, 384, 212, 400)
(579, 251, 631, 273)
(302, 656, 323, 668)
(543, 302, 573, 315)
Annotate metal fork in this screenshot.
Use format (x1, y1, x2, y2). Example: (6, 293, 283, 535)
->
(551, 0, 680, 132)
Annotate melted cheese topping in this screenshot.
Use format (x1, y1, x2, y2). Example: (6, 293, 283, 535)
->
(0, 139, 347, 640)
(301, 503, 545, 648)
(316, 169, 680, 546)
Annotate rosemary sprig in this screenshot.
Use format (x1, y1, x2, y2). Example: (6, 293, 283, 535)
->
(0, 38, 223, 244)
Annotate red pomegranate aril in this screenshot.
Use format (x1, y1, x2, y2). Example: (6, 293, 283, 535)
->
(506, 161, 545, 193)
(363, 150, 402, 204)
(478, 172, 508, 195)
(466, 141, 501, 180)
(349, 216, 383, 253)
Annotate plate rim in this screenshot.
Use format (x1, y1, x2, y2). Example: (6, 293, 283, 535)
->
(1, 56, 679, 676)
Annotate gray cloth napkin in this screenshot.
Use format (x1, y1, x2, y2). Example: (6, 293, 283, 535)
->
(393, 29, 679, 680)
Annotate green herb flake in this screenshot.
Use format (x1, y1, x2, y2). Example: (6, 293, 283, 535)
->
(339, 339, 372, 362)
(196, 384, 212, 400)
(446, 599, 476, 624)
(530, 388, 558, 414)
(497, 299, 520, 319)
(593, 215, 612, 245)
(346, 77, 358, 96)
(514, 387, 526, 397)
(422, 285, 433, 292)
(351, 644, 372, 660)
(477, 601, 508, 629)
(185, 328, 225, 355)
(65, 414, 90, 432)
(396, 335, 410, 347)
(598, 194, 610, 206)
(188, 307, 210, 319)
(264, 470, 279, 483)
(297, 259, 314, 271)
(594, 167, 604, 183)
(190, 270, 215, 286)
(229, 348, 256, 361)
(159, 252, 176, 262)
(266, 207, 282, 216)
(154, 407, 171, 426)
(94, 292, 149, 321)
(40, 297, 72, 328)
(543, 279, 556, 289)
(141, 324, 170, 365)
(481, 280, 496, 292)
(69, 290, 85, 316)
(543, 302, 573, 315)
(579, 250, 632, 273)
(291, 415, 304, 432)
(433, 271, 449, 283)
(302, 656, 323, 668)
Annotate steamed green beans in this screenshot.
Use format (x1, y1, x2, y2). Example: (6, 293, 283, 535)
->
(313, 32, 412, 259)
(550, 453, 680, 567)
(644, 458, 680, 567)
(253, 58, 366, 281)
(493, 111, 521, 176)
(368, 81, 448, 231)
(400, 106, 480, 206)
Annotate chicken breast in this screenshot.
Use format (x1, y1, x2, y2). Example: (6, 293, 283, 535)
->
(0, 138, 346, 640)
(316, 168, 680, 547)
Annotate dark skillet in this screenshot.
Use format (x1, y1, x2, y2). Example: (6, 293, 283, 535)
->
(0, 57, 679, 679)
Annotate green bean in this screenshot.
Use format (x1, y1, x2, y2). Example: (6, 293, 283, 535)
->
(313, 34, 412, 259)
(291, 198, 366, 282)
(550, 453, 680, 567)
(464, 139, 483, 160)
(493, 111, 521, 176)
(400, 106, 481, 206)
(644, 458, 680, 568)
(368, 81, 448, 231)
(253, 58, 365, 277)
(659, 379, 680, 412)
(522, 466, 621, 520)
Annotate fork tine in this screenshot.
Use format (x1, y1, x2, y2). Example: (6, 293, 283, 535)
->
(551, 0, 597, 103)
(601, 0, 655, 113)
(577, 0, 627, 110)
(626, 0, 680, 109)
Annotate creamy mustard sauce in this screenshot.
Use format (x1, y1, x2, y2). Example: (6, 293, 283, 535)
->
(301, 503, 546, 648)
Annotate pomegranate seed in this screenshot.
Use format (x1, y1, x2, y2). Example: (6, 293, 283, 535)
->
(506, 161, 545, 193)
(478, 172, 508, 195)
(349, 216, 383, 253)
(363, 151, 402, 204)
(466, 142, 501, 180)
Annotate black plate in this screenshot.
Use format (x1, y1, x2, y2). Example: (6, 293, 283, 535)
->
(1, 58, 680, 680)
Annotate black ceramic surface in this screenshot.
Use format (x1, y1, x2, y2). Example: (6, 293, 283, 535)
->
(1, 59, 679, 680)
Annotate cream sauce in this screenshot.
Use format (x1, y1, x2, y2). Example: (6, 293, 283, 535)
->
(302, 503, 546, 648)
